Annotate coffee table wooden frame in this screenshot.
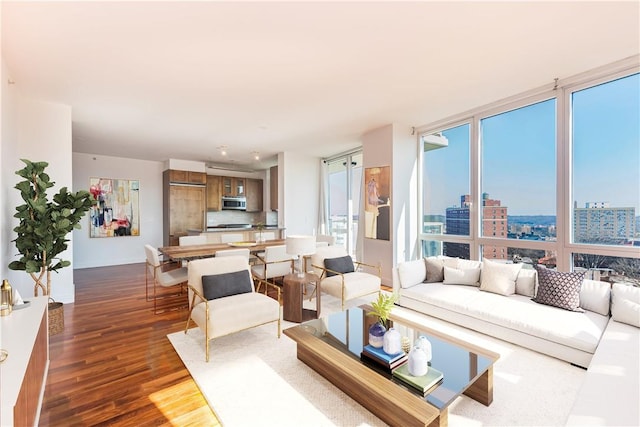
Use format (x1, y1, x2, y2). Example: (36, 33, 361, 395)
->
(284, 307, 499, 427)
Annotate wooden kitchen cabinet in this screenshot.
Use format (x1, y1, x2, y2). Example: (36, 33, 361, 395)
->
(163, 170, 206, 246)
(169, 169, 206, 185)
(270, 166, 278, 211)
(206, 175, 222, 211)
(222, 177, 246, 197)
(245, 178, 263, 212)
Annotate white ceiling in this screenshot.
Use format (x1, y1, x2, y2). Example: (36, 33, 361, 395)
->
(3, 1, 639, 169)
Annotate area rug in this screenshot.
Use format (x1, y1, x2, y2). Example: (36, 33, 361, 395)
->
(168, 295, 585, 426)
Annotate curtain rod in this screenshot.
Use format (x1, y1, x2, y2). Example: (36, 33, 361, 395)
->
(323, 147, 362, 163)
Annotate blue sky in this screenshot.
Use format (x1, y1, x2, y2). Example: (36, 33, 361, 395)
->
(424, 73, 639, 217)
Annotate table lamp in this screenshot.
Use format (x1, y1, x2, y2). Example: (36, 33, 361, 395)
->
(286, 235, 316, 278)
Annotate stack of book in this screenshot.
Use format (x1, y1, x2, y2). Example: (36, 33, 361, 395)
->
(360, 344, 408, 372)
(392, 364, 444, 396)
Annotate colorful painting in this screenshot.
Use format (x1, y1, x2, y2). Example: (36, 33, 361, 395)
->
(364, 166, 390, 240)
(89, 178, 140, 238)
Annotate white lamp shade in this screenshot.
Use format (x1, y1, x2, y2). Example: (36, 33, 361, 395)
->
(286, 235, 316, 256)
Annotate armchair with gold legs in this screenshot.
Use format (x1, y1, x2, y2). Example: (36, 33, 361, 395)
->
(185, 256, 281, 362)
(310, 245, 381, 311)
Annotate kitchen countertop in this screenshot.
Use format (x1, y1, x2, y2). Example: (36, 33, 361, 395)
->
(190, 226, 284, 233)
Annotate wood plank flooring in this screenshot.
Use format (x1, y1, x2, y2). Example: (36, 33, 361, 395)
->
(40, 263, 221, 426)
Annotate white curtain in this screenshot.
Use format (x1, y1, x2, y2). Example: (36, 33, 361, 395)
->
(355, 164, 365, 261)
(317, 160, 329, 235)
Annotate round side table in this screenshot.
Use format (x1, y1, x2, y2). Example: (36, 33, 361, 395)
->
(283, 273, 320, 323)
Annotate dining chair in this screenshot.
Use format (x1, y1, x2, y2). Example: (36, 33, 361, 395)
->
(179, 235, 207, 246)
(215, 248, 251, 259)
(144, 244, 188, 314)
(251, 245, 294, 292)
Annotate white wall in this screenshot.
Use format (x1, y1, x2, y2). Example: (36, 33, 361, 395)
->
(73, 153, 165, 269)
(0, 65, 77, 302)
(281, 151, 320, 236)
(361, 123, 418, 285)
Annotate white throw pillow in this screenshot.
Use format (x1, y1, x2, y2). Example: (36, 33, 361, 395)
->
(480, 259, 522, 296)
(443, 266, 481, 286)
(457, 258, 482, 270)
(611, 283, 640, 328)
(397, 259, 427, 289)
(515, 268, 537, 297)
(579, 279, 611, 316)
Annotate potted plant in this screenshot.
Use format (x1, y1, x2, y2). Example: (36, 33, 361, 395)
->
(9, 159, 93, 333)
(367, 292, 398, 348)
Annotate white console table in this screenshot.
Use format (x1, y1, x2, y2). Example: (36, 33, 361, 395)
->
(0, 296, 49, 426)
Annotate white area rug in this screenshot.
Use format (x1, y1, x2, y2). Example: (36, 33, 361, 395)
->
(168, 294, 585, 426)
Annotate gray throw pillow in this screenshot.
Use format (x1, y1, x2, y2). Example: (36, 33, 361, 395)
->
(424, 257, 445, 282)
(532, 266, 584, 312)
(202, 270, 253, 300)
(324, 256, 355, 277)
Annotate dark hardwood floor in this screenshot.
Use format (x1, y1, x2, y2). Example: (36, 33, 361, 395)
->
(40, 263, 220, 426)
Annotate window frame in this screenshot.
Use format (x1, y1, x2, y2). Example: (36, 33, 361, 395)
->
(418, 60, 640, 270)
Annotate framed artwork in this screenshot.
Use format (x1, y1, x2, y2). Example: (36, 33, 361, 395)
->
(364, 166, 390, 240)
(89, 177, 140, 238)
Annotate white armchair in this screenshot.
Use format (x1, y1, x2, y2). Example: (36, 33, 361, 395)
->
(310, 245, 381, 310)
(185, 256, 281, 362)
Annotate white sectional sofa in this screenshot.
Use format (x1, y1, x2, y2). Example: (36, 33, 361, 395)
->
(392, 257, 640, 426)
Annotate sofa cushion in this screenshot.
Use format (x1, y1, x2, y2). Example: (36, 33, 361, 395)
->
(443, 266, 480, 286)
(515, 268, 537, 297)
(397, 259, 426, 289)
(400, 282, 608, 353)
(424, 257, 445, 283)
(611, 283, 640, 328)
(324, 255, 355, 277)
(480, 259, 523, 296)
(579, 279, 611, 316)
(533, 266, 585, 312)
(202, 270, 253, 300)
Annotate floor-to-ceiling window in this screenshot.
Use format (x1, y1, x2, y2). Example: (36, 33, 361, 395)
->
(419, 64, 639, 283)
(326, 152, 362, 256)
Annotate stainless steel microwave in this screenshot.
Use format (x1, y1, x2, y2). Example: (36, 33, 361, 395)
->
(221, 196, 246, 210)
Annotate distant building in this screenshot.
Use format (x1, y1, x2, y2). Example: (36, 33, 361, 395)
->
(574, 201, 636, 243)
(422, 222, 444, 256)
(445, 193, 507, 259)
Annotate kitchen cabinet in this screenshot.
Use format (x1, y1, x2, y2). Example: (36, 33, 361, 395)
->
(206, 175, 222, 211)
(168, 169, 206, 185)
(270, 166, 278, 211)
(163, 170, 206, 246)
(245, 178, 263, 212)
(222, 177, 246, 197)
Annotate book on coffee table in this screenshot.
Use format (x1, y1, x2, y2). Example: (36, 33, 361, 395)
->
(361, 350, 408, 372)
(392, 364, 444, 395)
(362, 344, 405, 364)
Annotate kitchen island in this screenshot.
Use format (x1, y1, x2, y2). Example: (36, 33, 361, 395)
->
(188, 225, 285, 243)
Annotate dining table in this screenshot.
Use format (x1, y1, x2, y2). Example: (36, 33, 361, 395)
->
(158, 239, 287, 262)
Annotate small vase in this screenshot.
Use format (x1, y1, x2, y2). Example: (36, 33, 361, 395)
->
(383, 328, 402, 355)
(408, 346, 429, 376)
(414, 336, 433, 362)
(368, 322, 386, 348)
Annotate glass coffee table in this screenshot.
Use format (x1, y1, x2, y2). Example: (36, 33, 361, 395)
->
(284, 305, 499, 427)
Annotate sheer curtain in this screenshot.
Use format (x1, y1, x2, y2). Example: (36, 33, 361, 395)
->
(355, 164, 365, 261)
(317, 160, 329, 235)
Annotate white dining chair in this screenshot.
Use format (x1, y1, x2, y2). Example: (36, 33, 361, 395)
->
(215, 248, 251, 259)
(145, 244, 188, 314)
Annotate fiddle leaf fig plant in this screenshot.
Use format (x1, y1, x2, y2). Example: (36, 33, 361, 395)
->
(9, 159, 94, 296)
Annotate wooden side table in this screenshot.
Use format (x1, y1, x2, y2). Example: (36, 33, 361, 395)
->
(283, 273, 320, 323)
